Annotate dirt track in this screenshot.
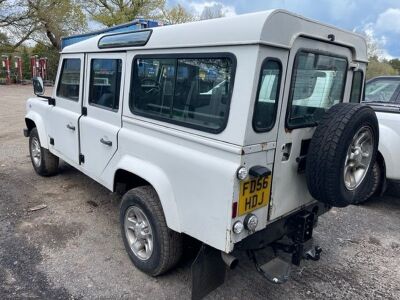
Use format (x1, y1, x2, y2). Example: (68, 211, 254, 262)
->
(0, 85, 399, 299)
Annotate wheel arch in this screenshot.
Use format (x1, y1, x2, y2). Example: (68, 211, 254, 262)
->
(112, 156, 181, 233)
(25, 112, 48, 148)
(375, 150, 387, 195)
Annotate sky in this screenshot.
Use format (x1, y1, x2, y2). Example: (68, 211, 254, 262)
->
(168, 0, 400, 59)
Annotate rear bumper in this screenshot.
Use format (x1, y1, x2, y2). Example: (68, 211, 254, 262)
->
(235, 201, 331, 251)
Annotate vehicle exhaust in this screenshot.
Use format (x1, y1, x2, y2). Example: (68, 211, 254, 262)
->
(221, 252, 239, 269)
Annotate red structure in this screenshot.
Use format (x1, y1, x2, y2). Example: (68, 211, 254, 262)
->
(14, 56, 23, 83)
(30, 55, 48, 80)
(1, 55, 11, 84)
(39, 57, 48, 80)
(30, 55, 39, 78)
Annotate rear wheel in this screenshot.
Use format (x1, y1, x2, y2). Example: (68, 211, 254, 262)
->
(306, 103, 379, 207)
(29, 128, 59, 176)
(120, 186, 182, 276)
(355, 161, 382, 204)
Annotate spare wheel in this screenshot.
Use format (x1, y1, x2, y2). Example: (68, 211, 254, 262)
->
(306, 103, 379, 207)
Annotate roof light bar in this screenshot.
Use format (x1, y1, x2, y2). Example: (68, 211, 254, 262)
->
(98, 30, 152, 49)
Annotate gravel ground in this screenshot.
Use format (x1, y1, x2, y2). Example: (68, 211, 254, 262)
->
(0, 85, 399, 300)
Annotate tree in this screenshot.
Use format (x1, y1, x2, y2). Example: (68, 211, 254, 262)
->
(161, 4, 195, 24)
(85, 0, 165, 27)
(20, 46, 31, 80)
(0, 0, 87, 50)
(31, 42, 59, 80)
(389, 58, 400, 75)
(366, 58, 397, 80)
(200, 3, 225, 20)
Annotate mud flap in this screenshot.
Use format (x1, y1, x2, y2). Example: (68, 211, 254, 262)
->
(191, 244, 226, 300)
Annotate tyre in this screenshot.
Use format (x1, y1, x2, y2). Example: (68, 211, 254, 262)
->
(354, 161, 381, 204)
(29, 128, 59, 176)
(120, 186, 183, 276)
(306, 103, 379, 207)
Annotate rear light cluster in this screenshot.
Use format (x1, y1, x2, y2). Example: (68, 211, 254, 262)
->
(232, 213, 258, 234)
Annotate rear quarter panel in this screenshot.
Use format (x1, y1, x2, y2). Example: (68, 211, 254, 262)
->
(101, 117, 242, 252)
(376, 111, 400, 180)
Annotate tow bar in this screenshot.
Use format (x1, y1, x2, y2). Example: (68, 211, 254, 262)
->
(248, 211, 322, 284)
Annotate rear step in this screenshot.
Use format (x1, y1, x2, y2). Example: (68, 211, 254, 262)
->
(248, 243, 322, 284)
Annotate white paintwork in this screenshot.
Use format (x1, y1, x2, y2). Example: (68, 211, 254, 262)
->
(79, 53, 126, 179)
(47, 54, 85, 165)
(62, 10, 367, 63)
(25, 10, 368, 252)
(376, 111, 400, 180)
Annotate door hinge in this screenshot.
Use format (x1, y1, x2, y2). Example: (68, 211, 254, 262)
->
(79, 154, 85, 164)
(82, 106, 87, 116)
(49, 137, 54, 145)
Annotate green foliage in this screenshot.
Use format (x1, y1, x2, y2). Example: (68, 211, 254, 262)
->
(20, 46, 31, 80)
(366, 58, 397, 80)
(85, 0, 166, 27)
(388, 58, 400, 75)
(31, 43, 59, 81)
(161, 4, 195, 24)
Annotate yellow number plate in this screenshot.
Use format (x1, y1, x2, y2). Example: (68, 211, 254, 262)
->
(238, 176, 271, 216)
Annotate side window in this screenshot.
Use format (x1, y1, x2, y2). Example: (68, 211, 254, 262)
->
(89, 59, 122, 110)
(350, 70, 363, 103)
(287, 51, 347, 128)
(364, 78, 400, 103)
(56, 58, 81, 101)
(253, 59, 282, 132)
(130, 55, 234, 133)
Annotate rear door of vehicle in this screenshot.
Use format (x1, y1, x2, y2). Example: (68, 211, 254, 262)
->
(79, 53, 126, 180)
(48, 54, 84, 164)
(270, 37, 354, 220)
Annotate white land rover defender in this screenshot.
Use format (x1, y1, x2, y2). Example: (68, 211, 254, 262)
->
(24, 10, 379, 299)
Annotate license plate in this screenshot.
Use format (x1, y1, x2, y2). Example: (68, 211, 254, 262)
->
(238, 176, 271, 216)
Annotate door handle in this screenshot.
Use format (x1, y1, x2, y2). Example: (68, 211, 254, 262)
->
(100, 138, 112, 146)
(66, 124, 75, 131)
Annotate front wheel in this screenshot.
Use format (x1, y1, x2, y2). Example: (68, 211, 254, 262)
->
(120, 186, 182, 276)
(29, 128, 59, 176)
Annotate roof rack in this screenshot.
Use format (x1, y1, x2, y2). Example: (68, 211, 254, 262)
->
(60, 19, 163, 50)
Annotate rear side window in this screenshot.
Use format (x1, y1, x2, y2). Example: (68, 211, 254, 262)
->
(350, 70, 364, 103)
(287, 51, 347, 128)
(89, 59, 122, 110)
(253, 59, 282, 132)
(57, 58, 81, 101)
(130, 55, 235, 133)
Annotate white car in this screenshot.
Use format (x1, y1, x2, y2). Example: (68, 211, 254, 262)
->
(363, 76, 400, 197)
(24, 10, 378, 299)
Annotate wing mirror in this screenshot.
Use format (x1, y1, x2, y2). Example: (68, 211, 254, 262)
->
(32, 76, 55, 105)
(32, 77, 45, 96)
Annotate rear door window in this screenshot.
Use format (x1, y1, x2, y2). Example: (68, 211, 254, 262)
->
(287, 51, 347, 128)
(252, 59, 282, 132)
(89, 59, 122, 111)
